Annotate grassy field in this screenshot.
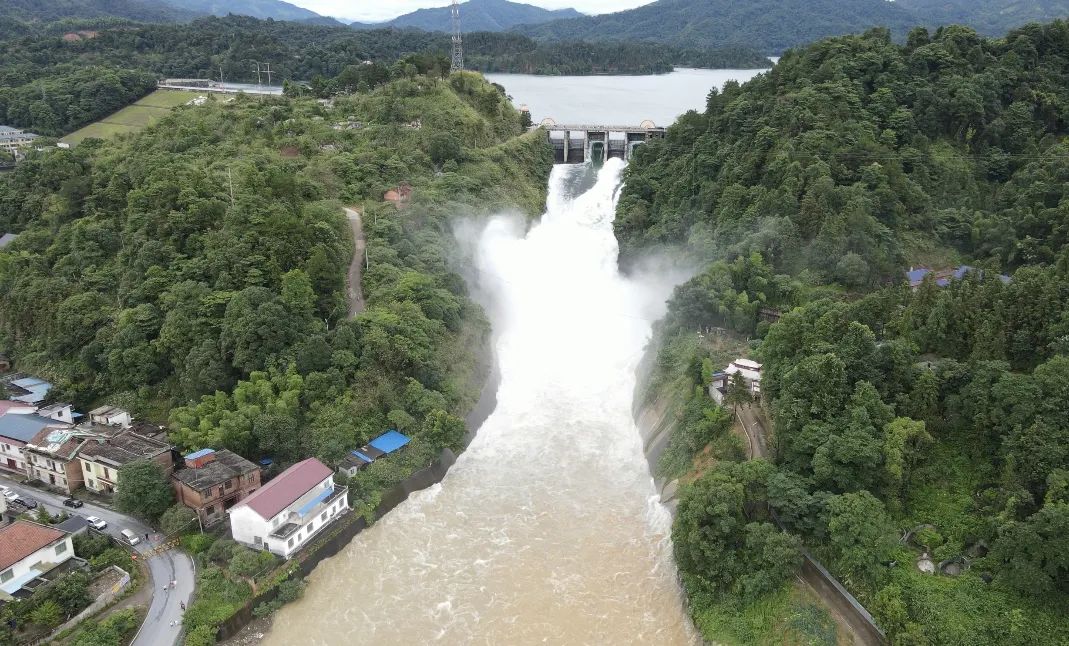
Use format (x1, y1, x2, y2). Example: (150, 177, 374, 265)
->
(61, 89, 201, 145)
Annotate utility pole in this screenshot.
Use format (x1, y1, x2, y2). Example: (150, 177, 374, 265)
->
(263, 63, 273, 86)
(451, 0, 464, 73)
(253, 62, 262, 85)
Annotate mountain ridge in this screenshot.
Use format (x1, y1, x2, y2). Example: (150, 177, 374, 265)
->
(515, 0, 919, 53)
(159, 0, 326, 22)
(353, 0, 583, 32)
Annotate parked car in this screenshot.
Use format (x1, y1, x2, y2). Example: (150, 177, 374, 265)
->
(120, 529, 141, 546)
(2, 488, 18, 502)
(86, 516, 107, 530)
(63, 498, 84, 508)
(15, 497, 37, 509)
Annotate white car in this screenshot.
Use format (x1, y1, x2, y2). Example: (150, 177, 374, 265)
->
(86, 516, 108, 530)
(1, 488, 18, 502)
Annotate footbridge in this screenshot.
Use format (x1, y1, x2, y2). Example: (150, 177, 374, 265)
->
(540, 119, 666, 164)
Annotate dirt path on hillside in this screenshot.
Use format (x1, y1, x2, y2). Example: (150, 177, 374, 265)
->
(344, 207, 366, 317)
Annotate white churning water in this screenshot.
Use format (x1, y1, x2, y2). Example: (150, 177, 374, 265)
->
(264, 160, 697, 645)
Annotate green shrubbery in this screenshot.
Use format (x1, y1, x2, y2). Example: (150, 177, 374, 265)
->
(627, 21, 1069, 645)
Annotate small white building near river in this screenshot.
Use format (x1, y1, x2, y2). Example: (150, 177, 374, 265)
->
(710, 358, 763, 404)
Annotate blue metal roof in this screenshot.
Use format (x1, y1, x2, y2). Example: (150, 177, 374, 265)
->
(953, 265, 974, 280)
(369, 430, 410, 454)
(0, 414, 61, 442)
(906, 268, 930, 285)
(9, 378, 51, 404)
(350, 451, 374, 463)
(296, 486, 333, 516)
(184, 448, 215, 460)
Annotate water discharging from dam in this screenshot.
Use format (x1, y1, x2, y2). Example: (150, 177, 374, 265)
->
(264, 160, 696, 645)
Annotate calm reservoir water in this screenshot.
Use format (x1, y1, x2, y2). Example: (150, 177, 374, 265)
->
(487, 67, 771, 126)
(265, 69, 768, 645)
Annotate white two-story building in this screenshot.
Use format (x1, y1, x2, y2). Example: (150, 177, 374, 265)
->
(229, 458, 348, 559)
(0, 521, 74, 599)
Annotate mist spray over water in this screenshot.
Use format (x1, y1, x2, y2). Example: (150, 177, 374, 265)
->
(264, 160, 696, 645)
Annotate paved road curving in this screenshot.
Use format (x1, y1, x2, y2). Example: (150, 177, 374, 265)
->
(0, 474, 194, 646)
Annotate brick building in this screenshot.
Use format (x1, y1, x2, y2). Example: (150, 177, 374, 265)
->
(172, 449, 261, 527)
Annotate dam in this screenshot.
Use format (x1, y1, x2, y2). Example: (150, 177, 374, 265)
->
(541, 120, 667, 164)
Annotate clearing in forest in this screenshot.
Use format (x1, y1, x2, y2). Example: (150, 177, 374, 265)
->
(61, 89, 201, 145)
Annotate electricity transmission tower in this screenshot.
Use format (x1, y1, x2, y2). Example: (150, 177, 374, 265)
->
(451, 0, 464, 72)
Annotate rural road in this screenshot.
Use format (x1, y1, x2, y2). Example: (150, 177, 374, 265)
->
(737, 404, 770, 459)
(0, 474, 194, 646)
(731, 408, 879, 644)
(345, 207, 366, 317)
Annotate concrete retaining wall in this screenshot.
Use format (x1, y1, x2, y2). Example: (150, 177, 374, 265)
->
(45, 566, 131, 641)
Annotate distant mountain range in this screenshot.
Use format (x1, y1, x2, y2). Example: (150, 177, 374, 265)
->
(160, 0, 328, 22)
(0, 0, 195, 25)
(353, 0, 582, 32)
(894, 0, 1069, 35)
(516, 0, 1069, 53)
(5, 0, 1069, 57)
(516, 0, 918, 52)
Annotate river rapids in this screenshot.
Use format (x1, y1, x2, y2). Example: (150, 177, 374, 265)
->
(264, 160, 696, 645)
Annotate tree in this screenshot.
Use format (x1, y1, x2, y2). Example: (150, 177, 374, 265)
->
(230, 547, 275, 579)
(826, 491, 897, 591)
(881, 417, 932, 511)
(30, 600, 62, 628)
(724, 371, 752, 412)
(989, 502, 1069, 596)
(115, 460, 175, 524)
(421, 409, 467, 451)
(160, 504, 199, 537)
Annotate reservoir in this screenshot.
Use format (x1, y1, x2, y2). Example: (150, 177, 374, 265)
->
(264, 69, 768, 645)
(486, 67, 771, 125)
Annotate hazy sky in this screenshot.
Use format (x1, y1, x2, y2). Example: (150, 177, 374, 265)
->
(290, 1, 652, 23)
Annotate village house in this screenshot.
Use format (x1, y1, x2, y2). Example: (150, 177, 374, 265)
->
(383, 183, 413, 208)
(172, 449, 261, 528)
(0, 126, 39, 157)
(87, 406, 133, 428)
(709, 358, 763, 405)
(906, 265, 1012, 290)
(0, 521, 75, 600)
(35, 403, 77, 425)
(230, 457, 349, 559)
(0, 409, 67, 477)
(78, 429, 173, 495)
(336, 430, 411, 477)
(23, 426, 89, 495)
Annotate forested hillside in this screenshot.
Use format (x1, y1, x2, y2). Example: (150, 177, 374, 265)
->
(355, 0, 582, 32)
(896, 0, 1069, 36)
(618, 23, 1069, 285)
(161, 0, 329, 22)
(623, 22, 1069, 645)
(517, 0, 1069, 54)
(517, 0, 918, 53)
(0, 0, 195, 27)
(0, 70, 551, 487)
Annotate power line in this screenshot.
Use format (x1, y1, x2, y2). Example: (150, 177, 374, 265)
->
(451, 0, 464, 73)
